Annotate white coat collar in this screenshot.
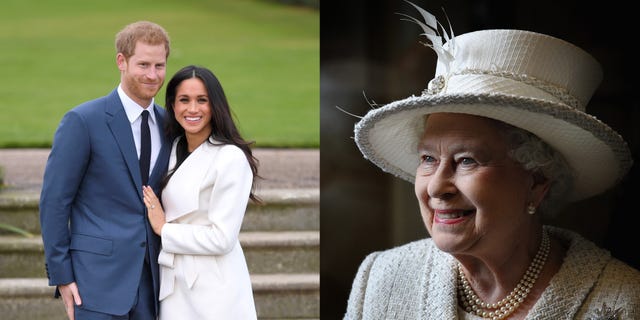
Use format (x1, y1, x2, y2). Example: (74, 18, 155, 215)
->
(161, 137, 220, 222)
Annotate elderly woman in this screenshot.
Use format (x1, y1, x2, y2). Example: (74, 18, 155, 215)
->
(345, 4, 640, 320)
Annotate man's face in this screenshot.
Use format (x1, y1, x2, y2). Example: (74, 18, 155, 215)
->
(117, 41, 167, 107)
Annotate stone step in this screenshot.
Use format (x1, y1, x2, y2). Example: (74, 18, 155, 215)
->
(243, 188, 319, 232)
(0, 231, 319, 278)
(0, 274, 319, 319)
(0, 188, 319, 235)
(242, 231, 319, 274)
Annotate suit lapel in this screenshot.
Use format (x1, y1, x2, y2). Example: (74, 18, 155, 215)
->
(105, 90, 143, 193)
(149, 105, 170, 186)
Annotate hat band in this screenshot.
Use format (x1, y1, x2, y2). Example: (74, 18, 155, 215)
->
(425, 68, 582, 111)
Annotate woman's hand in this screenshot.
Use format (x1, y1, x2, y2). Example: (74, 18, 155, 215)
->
(143, 185, 166, 235)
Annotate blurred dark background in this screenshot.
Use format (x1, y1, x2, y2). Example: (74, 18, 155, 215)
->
(320, 0, 639, 318)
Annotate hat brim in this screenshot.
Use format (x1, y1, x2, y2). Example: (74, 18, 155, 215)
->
(354, 93, 632, 201)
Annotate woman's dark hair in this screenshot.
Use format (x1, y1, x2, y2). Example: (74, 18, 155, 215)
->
(163, 65, 262, 204)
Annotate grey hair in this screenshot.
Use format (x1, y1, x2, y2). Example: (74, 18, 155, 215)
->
(501, 123, 574, 217)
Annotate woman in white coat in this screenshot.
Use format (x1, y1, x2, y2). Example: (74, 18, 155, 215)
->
(143, 65, 261, 319)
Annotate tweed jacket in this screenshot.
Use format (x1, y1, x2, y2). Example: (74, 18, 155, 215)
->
(345, 226, 640, 319)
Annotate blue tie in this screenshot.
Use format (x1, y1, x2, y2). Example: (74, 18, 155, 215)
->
(140, 110, 151, 186)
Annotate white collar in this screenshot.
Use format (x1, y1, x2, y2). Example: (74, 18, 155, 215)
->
(117, 84, 157, 124)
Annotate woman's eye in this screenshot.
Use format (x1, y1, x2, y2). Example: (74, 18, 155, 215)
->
(179, 98, 189, 103)
(420, 155, 436, 164)
(459, 157, 476, 165)
(198, 98, 208, 104)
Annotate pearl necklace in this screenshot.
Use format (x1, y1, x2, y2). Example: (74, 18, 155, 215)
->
(457, 231, 550, 320)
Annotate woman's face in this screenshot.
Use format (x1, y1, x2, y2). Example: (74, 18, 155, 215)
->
(173, 77, 213, 142)
(414, 113, 543, 256)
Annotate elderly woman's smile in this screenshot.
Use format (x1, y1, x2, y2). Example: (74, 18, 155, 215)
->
(432, 208, 475, 224)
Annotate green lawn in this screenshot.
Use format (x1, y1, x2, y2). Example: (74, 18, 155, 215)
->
(0, 0, 318, 148)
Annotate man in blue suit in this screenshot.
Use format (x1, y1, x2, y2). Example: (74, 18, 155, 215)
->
(40, 21, 172, 320)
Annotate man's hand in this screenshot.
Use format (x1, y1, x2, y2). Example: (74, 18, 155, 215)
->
(58, 282, 82, 320)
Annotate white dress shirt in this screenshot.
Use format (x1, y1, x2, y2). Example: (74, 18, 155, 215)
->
(117, 85, 161, 178)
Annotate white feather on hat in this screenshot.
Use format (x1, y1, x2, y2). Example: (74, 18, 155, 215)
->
(353, 3, 632, 202)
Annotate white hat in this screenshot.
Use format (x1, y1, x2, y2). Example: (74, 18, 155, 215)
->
(353, 6, 632, 202)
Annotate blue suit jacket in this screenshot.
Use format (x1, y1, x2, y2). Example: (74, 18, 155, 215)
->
(39, 89, 171, 316)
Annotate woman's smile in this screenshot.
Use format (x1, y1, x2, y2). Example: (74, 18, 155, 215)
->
(184, 116, 203, 123)
(433, 208, 475, 224)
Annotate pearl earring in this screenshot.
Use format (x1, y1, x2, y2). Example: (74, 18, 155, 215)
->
(527, 203, 536, 215)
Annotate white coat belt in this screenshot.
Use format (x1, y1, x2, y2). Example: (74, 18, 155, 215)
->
(158, 250, 198, 300)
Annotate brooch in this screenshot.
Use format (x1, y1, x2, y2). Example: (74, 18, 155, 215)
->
(422, 75, 446, 95)
(587, 303, 623, 320)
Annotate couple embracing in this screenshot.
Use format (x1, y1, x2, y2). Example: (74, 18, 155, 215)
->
(39, 21, 259, 320)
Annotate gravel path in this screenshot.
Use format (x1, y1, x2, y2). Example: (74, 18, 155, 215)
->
(0, 148, 319, 193)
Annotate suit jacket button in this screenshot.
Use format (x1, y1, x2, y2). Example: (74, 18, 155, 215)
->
(140, 242, 146, 247)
